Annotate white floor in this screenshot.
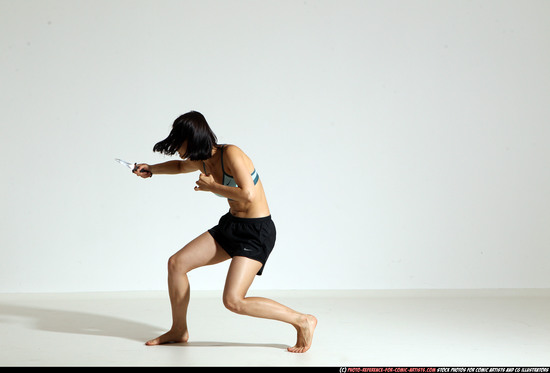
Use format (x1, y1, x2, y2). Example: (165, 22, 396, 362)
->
(0, 289, 548, 367)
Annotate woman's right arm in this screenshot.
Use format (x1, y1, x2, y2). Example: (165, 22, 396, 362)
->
(134, 160, 200, 178)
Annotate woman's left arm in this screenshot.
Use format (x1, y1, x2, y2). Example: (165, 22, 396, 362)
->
(194, 146, 256, 203)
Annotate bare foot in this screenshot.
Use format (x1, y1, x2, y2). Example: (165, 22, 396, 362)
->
(288, 314, 317, 353)
(145, 329, 189, 346)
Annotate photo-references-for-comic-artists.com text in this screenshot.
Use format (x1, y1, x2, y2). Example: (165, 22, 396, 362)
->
(339, 368, 549, 373)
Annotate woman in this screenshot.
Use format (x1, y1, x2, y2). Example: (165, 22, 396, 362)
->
(134, 111, 317, 353)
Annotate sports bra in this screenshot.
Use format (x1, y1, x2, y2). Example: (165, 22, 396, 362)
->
(203, 145, 259, 198)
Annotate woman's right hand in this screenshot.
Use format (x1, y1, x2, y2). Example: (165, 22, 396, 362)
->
(133, 163, 153, 178)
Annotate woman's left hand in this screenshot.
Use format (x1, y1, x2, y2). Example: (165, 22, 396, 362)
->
(194, 173, 215, 192)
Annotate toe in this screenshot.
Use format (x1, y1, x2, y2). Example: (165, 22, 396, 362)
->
(288, 346, 303, 353)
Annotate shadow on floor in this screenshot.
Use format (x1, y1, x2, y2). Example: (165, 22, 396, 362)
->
(0, 303, 289, 350)
(0, 303, 162, 342)
(163, 341, 289, 350)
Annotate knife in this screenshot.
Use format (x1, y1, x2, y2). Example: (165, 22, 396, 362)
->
(115, 158, 139, 173)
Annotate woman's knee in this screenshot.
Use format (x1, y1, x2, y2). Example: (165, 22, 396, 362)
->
(168, 253, 189, 275)
(222, 293, 245, 314)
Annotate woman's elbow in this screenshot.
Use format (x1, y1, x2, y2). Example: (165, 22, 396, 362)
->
(243, 188, 255, 203)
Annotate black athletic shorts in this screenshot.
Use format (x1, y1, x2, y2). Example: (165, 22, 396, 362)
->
(208, 211, 276, 276)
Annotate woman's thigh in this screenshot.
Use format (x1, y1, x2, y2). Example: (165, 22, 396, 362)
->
(170, 231, 231, 273)
(223, 256, 262, 300)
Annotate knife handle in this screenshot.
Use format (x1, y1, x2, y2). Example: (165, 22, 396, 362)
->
(133, 164, 152, 176)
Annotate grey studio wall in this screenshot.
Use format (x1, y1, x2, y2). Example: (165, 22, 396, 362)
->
(1, 0, 549, 292)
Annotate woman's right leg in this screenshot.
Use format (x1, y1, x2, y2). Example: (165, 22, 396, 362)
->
(145, 231, 230, 345)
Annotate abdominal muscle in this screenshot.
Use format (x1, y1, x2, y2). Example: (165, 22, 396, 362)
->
(228, 179, 271, 219)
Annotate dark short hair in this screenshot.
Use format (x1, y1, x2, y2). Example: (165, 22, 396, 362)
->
(153, 111, 218, 160)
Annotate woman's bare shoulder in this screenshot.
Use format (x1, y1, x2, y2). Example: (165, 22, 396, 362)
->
(223, 144, 246, 158)
(222, 144, 253, 169)
(181, 159, 203, 173)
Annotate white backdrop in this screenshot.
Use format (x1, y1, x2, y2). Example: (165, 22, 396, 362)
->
(1, 0, 549, 293)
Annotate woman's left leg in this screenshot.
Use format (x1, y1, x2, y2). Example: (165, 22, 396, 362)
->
(222, 256, 317, 353)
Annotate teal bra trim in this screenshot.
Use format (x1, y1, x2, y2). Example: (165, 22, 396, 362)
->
(203, 145, 259, 198)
